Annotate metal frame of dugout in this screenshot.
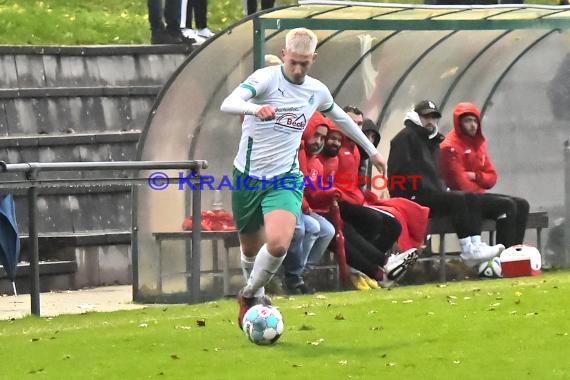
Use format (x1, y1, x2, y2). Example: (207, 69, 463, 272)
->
(0, 160, 207, 317)
(252, 2, 570, 70)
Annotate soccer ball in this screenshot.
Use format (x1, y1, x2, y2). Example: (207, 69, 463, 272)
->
(478, 257, 502, 278)
(242, 305, 284, 345)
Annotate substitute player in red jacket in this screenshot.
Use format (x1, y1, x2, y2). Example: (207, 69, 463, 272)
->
(439, 102, 529, 247)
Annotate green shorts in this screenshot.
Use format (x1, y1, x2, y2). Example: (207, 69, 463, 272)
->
(231, 168, 303, 234)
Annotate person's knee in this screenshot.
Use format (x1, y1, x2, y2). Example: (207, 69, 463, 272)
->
(386, 216, 402, 238)
(502, 198, 518, 215)
(265, 239, 289, 256)
(321, 220, 335, 239)
(518, 198, 530, 214)
(304, 217, 320, 236)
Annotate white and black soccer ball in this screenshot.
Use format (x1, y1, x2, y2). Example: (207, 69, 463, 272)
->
(478, 257, 502, 278)
(242, 304, 284, 345)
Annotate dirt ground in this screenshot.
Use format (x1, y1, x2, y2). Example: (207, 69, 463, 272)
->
(0, 285, 145, 320)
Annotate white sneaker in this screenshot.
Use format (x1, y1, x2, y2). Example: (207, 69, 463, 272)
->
(197, 27, 214, 38)
(379, 248, 419, 288)
(181, 28, 196, 39)
(460, 242, 505, 267)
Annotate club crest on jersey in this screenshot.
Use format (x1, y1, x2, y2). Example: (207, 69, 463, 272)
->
(310, 168, 318, 179)
(308, 94, 315, 105)
(274, 113, 307, 132)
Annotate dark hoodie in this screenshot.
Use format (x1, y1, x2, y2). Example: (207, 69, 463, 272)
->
(439, 102, 497, 193)
(388, 111, 445, 199)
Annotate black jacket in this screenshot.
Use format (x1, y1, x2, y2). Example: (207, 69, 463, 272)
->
(388, 118, 445, 199)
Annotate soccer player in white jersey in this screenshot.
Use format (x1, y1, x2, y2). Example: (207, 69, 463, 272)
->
(220, 28, 387, 329)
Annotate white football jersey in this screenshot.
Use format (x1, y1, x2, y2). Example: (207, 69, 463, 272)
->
(234, 65, 334, 178)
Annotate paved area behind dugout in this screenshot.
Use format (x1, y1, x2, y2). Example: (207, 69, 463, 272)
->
(0, 285, 144, 320)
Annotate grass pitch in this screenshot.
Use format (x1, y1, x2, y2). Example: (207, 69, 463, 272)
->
(1, 271, 569, 379)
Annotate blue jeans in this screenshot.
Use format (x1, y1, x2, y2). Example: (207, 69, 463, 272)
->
(282, 212, 335, 287)
(304, 212, 335, 272)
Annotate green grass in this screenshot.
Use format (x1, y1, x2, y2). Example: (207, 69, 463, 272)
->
(0, 0, 563, 45)
(1, 271, 569, 379)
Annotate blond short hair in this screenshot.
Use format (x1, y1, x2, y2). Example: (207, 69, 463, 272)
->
(285, 28, 318, 55)
(264, 54, 282, 66)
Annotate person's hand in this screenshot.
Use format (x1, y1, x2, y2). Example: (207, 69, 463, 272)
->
(369, 152, 387, 175)
(255, 105, 276, 121)
(323, 188, 342, 200)
(466, 171, 476, 181)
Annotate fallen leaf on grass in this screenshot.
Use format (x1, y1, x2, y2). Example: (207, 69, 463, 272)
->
(402, 299, 413, 304)
(426, 311, 435, 316)
(525, 312, 538, 316)
(339, 360, 348, 366)
(555, 332, 568, 336)
(370, 326, 383, 331)
(305, 312, 316, 316)
(386, 362, 397, 367)
(31, 337, 40, 342)
(335, 314, 344, 320)
(196, 319, 206, 327)
(315, 295, 327, 300)
(170, 354, 180, 360)
(138, 323, 148, 328)
(490, 302, 501, 307)
(515, 291, 522, 297)
(307, 338, 324, 346)
(437, 284, 448, 288)
(463, 296, 471, 300)
(453, 360, 461, 365)
(175, 325, 192, 330)
(299, 324, 314, 331)
(292, 364, 303, 368)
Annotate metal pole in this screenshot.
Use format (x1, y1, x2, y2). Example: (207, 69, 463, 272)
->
(0, 160, 208, 173)
(27, 170, 40, 316)
(190, 180, 202, 303)
(253, 17, 265, 71)
(562, 140, 570, 268)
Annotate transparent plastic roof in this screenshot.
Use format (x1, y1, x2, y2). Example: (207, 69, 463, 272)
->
(133, 1, 570, 302)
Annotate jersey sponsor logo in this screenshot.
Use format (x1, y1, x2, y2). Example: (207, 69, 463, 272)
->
(310, 168, 318, 179)
(273, 113, 307, 133)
